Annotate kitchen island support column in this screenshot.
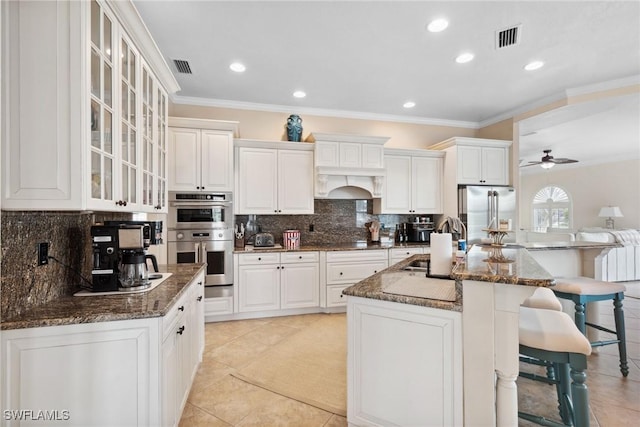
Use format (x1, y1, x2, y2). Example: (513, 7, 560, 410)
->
(462, 280, 537, 426)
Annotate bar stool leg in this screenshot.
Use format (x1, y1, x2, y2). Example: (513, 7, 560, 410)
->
(613, 294, 629, 377)
(555, 362, 572, 425)
(573, 301, 586, 334)
(570, 355, 589, 427)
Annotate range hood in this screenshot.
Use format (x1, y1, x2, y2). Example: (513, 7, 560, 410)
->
(309, 133, 389, 199)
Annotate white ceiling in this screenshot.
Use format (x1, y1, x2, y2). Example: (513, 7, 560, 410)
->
(133, 0, 640, 168)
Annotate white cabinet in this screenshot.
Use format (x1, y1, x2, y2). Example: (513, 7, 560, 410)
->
(1, 271, 205, 427)
(168, 118, 238, 192)
(347, 296, 463, 427)
(235, 140, 314, 215)
(323, 250, 388, 308)
(237, 252, 320, 313)
(162, 277, 203, 427)
(374, 149, 444, 214)
(389, 247, 425, 265)
(457, 144, 508, 185)
(310, 134, 386, 169)
(1, 0, 178, 212)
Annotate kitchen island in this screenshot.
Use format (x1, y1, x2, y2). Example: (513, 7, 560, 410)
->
(343, 244, 554, 427)
(1, 263, 206, 427)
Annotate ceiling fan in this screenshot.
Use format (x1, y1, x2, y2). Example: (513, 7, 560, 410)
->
(521, 149, 579, 169)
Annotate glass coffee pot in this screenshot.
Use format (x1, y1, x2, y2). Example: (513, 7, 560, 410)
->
(119, 251, 150, 290)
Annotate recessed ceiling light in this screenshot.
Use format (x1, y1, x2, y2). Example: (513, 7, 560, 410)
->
(229, 62, 246, 73)
(524, 61, 544, 71)
(455, 53, 474, 64)
(427, 18, 449, 33)
(293, 90, 306, 98)
(403, 101, 416, 109)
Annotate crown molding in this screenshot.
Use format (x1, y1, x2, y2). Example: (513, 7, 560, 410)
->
(480, 75, 640, 128)
(169, 95, 479, 129)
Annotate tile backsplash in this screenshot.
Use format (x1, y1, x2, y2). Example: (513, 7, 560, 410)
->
(1, 201, 441, 319)
(0, 211, 133, 319)
(235, 199, 439, 246)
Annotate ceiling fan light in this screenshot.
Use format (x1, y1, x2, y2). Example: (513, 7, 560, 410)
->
(427, 18, 449, 33)
(540, 162, 555, 169)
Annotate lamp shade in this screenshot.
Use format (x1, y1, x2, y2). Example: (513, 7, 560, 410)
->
(598, 206, 624, 218)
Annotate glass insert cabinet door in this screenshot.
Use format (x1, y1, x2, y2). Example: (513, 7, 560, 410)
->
(119, 34, 139, 207)
(90, 0, 115, 204)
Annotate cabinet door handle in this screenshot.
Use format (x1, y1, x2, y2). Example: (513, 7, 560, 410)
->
(258, 257, 262, 261)
(340, 294, 344, 298)
(198, 281, 203, 286)
(178, 305, 185, 311)
(339, 272, 343, 275)
(299, 256, 303, 259)
(177, 326, 185, 335)
(277, 266, 280, 269)
(374, 270, 377, 273)
(197, 296, 203, 302)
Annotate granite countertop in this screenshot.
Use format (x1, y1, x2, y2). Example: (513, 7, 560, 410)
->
(1, 263, 206, 331)
(451, 244, 555, 286)
(518, 241, 617, 250)
(342, 255, 463, 312)
(343, 244, 556, 311)
(235, 241, 429, 253)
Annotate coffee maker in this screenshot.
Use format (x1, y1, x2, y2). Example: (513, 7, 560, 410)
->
(104, 220, 162, 272)
(91, 222, 162, 292)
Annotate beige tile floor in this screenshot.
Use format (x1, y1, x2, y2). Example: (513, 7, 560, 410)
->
(180, 282, 640, 427)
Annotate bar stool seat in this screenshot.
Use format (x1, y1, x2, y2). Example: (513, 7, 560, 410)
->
(553, 276, 628, 377)
(523, 287, 564, 311)
(519, 306, 592, 426)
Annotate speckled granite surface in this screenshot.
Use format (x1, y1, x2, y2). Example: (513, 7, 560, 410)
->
(1, 264, 205, 330)
(451, 245, 555, 286)
(343, 245, 555, 311)
(235, 242, 429, 253)
(342, 255, 463, 312)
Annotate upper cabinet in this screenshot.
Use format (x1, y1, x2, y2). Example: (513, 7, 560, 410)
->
(308, 133, 389, 198)
(168, 118, 239, 192)
(373, 149, 444, 214)
(431, 137, 512, 186)
(1, 0, 179, 212)
(431, 137, 512, 217)
(235, 140, 314, 215)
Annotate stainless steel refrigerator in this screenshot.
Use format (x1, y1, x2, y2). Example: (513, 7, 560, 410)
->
(458, 185, 516, 245)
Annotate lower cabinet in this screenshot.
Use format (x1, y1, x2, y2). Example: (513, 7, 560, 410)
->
(323, 250, 388, 308)
(347, 296, 463, 426)
(1, 272, 205, 427)
(162, 271, 205, 427)
(237, 252, 320, 313)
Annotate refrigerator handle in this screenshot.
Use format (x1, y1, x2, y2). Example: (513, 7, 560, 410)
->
(487, 190, 495, 229)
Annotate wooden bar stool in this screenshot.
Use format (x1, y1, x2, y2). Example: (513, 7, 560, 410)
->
(552, 276, 628, 377)
(519, 305, 593, 426)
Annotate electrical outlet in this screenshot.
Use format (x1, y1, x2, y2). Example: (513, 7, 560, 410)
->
(37, 242, 49, 266)
(309, 224, 315, 232)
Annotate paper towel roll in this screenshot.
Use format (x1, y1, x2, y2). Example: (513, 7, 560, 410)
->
(430, 233, 453, 276)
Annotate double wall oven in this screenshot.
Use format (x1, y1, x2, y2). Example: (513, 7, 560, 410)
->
(168, 192, 233, 298)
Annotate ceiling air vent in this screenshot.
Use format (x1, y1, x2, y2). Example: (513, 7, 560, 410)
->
(173, 59, 192, 74)
(495, 25, 521, 49)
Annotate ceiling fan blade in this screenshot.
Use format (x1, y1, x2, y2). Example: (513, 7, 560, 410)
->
(520, 162, 541, 167)
(550, 158, 578, 164)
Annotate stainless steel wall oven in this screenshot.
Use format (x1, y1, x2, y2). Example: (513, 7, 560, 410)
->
(168, 192, 234, 297)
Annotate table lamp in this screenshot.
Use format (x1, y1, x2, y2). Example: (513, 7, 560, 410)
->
(598, 206, 623, 229)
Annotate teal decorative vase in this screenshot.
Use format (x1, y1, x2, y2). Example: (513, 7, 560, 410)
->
(286, 114, 303, 142)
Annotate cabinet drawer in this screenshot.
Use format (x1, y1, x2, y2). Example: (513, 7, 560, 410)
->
(327, 285, 350, 307)
(162, 295, 188, 341)
(326, 250, 388, 263)
(238, 252, 280, 265)
(389, 247, 424, 258)
(281, 251, 319, 264)
(326, 261, 388, 285)
(204, 297, 233, 316)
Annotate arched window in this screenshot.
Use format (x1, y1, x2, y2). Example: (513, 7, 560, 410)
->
(532, 186, 572, 231)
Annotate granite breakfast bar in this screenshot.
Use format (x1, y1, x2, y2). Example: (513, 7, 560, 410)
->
(343, 244, 555, 427)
